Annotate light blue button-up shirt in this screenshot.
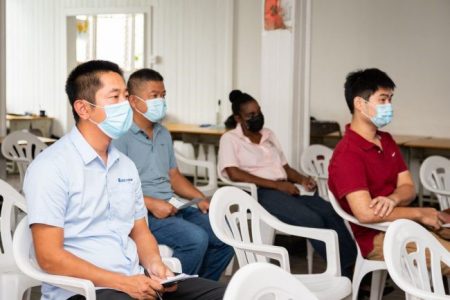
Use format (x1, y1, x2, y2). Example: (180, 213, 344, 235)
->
(113, 123, 177, 200)
(24, 127, 148, 300)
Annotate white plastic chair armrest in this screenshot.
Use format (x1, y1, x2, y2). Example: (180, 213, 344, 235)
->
(226, 240, 290, 271)
(158, 245, 174, 257)
(218, 175, 258, 199)
(174, 151, 217, 195)
(260, 210, 341, 276)
(175, 150, 214, 170)
(162, 257, 182, 273)
(425, 186, 450, 197)
(361, 222, 391, 232)
(35, 272, 96, 299)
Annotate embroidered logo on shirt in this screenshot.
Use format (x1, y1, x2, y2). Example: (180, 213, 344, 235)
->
(118, 178, 133, 183)
(392, 152, 396, 157)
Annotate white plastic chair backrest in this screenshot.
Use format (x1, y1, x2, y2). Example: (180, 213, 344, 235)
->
(174, 149, 217, 196)
(1, 131, 47, 188)
(209, 186, 284, 268)
(301, 144, 333, 199)
(223, 262, 319, 300)
(217, 167, 258, 200)
(327, 189, 390, 233)
(13, 217, 96, 299)
(0, 179, 27, 271)
(420, 156, 450, 210)
(384, 219, 450, 300)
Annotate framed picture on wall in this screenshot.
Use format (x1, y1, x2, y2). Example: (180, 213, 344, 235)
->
(264, 0, 293, 31)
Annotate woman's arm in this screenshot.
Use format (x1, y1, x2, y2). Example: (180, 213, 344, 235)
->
(225, 166, 299, 195)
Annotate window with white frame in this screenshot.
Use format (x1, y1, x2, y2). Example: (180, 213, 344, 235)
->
(75, 14, 145, 72)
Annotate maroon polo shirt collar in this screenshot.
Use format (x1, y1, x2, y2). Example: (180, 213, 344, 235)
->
(345, 124, 381, 151)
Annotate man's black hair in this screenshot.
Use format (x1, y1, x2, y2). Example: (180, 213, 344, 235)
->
(127, 68, 164, 96)
(65, 60, 123, 123)
(344, 68, 396, 114)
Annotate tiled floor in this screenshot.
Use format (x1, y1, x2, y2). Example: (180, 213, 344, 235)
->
(4, 174, 405, 299)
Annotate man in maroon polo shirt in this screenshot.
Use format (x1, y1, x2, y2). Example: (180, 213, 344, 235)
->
(328, 68, 450, 268)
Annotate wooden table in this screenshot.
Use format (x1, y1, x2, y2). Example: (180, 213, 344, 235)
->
(165, 123, 226, 157)
(403, 137, 450, 150)
(311, 132, 429, 148)
(7, 114, 54, 137)
(165, 123, 227, 184)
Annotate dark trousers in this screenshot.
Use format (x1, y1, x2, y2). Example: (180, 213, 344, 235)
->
(67, 277, 225, 300)
(257, 188, 357, 277)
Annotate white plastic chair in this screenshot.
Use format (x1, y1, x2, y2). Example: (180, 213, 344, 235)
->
(300, 144, 333, 200)
(420, 156, 450, 210)
(210, 186, 351, 300)
(1, 131, 47, 190)
(328, 189, 390, 300)
(218, 170, 315, 274)
(384, 219, 450, 300)
(223, 262, 319, 300)
(175, 150, 217, 197)
(0, 179, 40, 300)
(13, 216, 182, 300)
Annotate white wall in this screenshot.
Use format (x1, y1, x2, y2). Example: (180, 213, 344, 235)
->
(233, 0, 261, 101)
(152, 0, 233, 125)
(0, 0, 5, 137)
(6, 0, 236, 136)
(310, 0, 450, 138)
(6, 0, 155, 137)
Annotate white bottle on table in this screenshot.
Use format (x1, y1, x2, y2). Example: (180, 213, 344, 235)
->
(215, 99, 222, 128)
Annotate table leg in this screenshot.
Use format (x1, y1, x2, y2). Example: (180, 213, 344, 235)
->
(192, 144, 200, 186)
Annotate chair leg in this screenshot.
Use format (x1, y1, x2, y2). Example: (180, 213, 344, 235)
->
(351, 258, 365, 300)
(370, 270, 387, 300)
(224, 257, 235, 276)
(22, 287, 32, 300)
(1, 274, 21, 300)
(447, 276, 450, 293)
(306, 240, 314, 274)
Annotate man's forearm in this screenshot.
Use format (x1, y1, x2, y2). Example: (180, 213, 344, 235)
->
(358, 206, 422, 224)
(171, 172, 204, 200)
(38, 247, 127, 290)
(131, 220, 162, 270)
(388, 184, 416, 207)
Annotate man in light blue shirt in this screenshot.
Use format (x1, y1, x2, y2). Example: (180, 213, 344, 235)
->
(113, 69, 233, 281)
(24, 60, 225, 300)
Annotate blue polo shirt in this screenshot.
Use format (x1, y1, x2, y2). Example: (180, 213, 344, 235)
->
(24, 127, 148, 300)
(113, 123, 177, 200)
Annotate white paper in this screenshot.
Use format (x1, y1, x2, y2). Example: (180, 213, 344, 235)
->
(168, 197, 202, 210)
(294, 183, 315, 196)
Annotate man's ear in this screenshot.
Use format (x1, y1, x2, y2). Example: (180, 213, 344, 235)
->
(73, 99, 91, 121)
(353, 96, 365, 112)
(128, 95, 138, 109)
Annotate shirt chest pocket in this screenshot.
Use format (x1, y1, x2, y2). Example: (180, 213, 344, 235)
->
(109, 184, 135, 225)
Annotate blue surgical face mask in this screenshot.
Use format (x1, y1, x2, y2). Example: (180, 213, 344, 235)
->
(135, 96, 167, 123)
(86, 100, 133, 139)
(363, 101, 393, 128)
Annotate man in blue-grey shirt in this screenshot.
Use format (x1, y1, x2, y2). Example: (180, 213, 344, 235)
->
(113, 69, 233, 281)
(24, 60, 225, 300)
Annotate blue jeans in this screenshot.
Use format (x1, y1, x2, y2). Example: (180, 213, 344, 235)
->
(148, 207, 234, 281)
(257, 188, 356, 277)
